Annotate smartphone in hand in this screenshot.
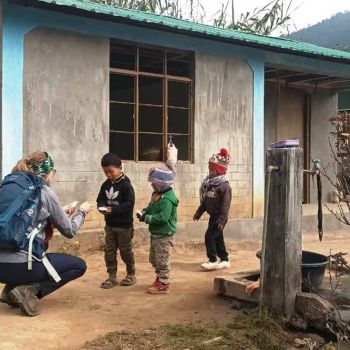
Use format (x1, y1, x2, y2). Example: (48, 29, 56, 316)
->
(99, 206, 108, 213)
(63, 201, 79, 215)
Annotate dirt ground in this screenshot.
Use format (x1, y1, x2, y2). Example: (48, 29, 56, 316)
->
(0, 230, 349, 350)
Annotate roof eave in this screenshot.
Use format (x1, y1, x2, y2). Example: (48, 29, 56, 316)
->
(12, 0, 350, 66)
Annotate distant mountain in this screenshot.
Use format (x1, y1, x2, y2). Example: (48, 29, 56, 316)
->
(286, 11, 350, 52)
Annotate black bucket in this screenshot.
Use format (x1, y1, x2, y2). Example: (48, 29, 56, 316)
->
(256, 250, 329, 292)
(302, 251, 329, 292)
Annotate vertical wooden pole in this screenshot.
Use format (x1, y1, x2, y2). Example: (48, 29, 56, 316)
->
(260, 147, 303, 317)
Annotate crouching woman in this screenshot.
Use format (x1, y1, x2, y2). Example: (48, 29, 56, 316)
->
(0, 151, 92, 316)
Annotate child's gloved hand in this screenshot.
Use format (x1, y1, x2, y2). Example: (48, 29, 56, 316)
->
(136, 210, 146, 222)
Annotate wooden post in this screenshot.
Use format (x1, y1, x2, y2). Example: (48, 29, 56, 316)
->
(260, 147, 303, 317)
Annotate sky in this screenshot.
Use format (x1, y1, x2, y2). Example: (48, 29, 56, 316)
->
(198, 0, 350, 35)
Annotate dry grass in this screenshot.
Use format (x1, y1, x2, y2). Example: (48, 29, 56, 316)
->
(82, 311, 288, 350)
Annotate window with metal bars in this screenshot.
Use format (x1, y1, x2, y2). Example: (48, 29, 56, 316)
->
(109, 40, 193, 161)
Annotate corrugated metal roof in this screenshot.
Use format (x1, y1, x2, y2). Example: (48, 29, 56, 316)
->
(30, 0, 350, 63)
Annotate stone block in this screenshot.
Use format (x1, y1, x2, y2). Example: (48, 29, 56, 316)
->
(232, 173, 243, 181)
(237, 211, 251, 219)
(230, 181, 238, 189)
(51, 182, 67, 194)
(175, 172, 189, 181)
(201, 163, 209, 173)
(176, 180, 190, 190)
(243, 204, 252, 212)
(237, 180, 250, 189)
(195, 173, 203, 182)
(84, 161, 101, 172)
(122, 162, 133, 173)
(193, 164, 202, 173)
(190, 189, 200, 199)
(230, 164, 238, 172)
(236, 189, 250, 196)
(54, 171, 75, 182)
(239, 196, 250, 205)
(75, 171, 100, 182)
(231, 197, 241, 206)
(295, 292, 337, 333)
(178, 196, 189, 207)
(238, 164, 249, 173)
(214, 270, 260, 304)
(232, 203, 244, 212)
(54, 161, 84, 172)
(187, 172, 196, 181)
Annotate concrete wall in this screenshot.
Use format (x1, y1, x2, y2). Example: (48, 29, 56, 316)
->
(22, 28, 253, 231)
(264, 83, 278, 151)
(264, 84, 305, 149)
(24, 27, 109, 211)
(194, 53, 253, 219)
(310, 90, 338, 202)
(265, 84, 337, 203)
(276, 88, 305, 147)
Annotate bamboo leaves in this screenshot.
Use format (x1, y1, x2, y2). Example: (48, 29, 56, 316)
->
(218, 0, 295, 35)
(91, 0, 295, 36)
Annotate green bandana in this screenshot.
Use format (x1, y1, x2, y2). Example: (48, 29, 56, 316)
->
(30, 152, 55, 176)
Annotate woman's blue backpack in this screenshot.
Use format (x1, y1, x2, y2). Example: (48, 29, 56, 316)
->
(0, 172, 44, 250)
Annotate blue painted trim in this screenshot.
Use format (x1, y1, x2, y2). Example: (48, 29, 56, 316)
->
(249, 59, 265, 217)
(2, 4, 26, 177)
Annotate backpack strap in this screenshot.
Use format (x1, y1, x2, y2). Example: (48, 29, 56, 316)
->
(42, 255, 62, 283)
(27, 222, 46, 270)
(24, 222, 62, 283)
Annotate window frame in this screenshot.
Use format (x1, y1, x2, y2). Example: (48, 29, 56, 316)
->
(109, 40, 194, 162)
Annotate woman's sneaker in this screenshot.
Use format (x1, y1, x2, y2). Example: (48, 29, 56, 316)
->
(218, 260, 231, 269)
(201, 261, 219, 270)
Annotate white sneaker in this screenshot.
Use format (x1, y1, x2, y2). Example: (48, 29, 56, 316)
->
(201, 261, 219, 270)
(218, 260, 231, 269)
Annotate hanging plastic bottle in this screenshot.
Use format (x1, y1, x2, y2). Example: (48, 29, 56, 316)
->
(167, 134, 178, 164)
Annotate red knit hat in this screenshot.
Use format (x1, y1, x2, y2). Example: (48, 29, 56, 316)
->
(209, 148, 231, 175)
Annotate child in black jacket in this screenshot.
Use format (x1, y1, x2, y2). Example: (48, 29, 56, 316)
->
(97, 153, 136, 288)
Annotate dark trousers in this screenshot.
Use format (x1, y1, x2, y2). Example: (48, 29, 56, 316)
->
(104, 226, 135, 277)
(0, 253, 86, 298)
(205, 223, 229, 263)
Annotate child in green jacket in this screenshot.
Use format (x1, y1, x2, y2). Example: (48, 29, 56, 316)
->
(137, 158, 178, 294)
